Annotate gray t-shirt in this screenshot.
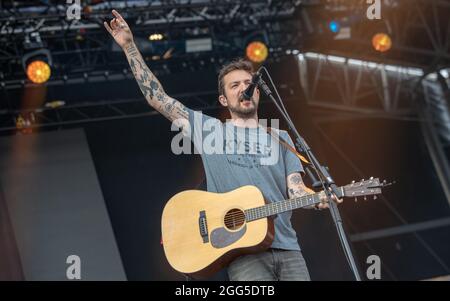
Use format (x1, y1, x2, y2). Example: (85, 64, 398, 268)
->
(185, 109, 304, 250)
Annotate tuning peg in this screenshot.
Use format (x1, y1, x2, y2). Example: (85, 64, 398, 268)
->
(364, 196, 367, 201)
(354, 197, 358, 202)
(373, 195, 377, 200)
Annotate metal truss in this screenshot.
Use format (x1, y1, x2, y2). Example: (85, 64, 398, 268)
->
(2, 0, 448, 89)
(0, 82, 298, 134)
(384, 0, 450, 68)
(298, 53, 450, 207)
(0, 23, 303, 90)
(0, 0, 301, 34)
(382, 0, 450, 68)
(291, 0, 450, 122)
(299, 0, 450, 71)
(0, 89, 216, 134)
(297, 52, 424, 119)
(349, 216, 450, 242)
(299, 48, 450, 276)
(417, 76, 450, 206)
(0, 0, 303, 89)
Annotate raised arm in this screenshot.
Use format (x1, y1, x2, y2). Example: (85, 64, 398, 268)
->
(104, 10, 190, 124)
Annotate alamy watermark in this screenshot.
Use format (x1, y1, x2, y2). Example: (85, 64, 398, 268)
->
(66, 255, 81, 280)
(66, 0, 81, 21)
(366, 255, 381, 280)
(366, 0, 381, 20)
(170, 112, 281, 166)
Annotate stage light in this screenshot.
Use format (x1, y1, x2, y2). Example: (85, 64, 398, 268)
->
(45, 100, 66, 109)
(246, 41, 268, 63)
(329, 20, 340, 33)
(15, 113, 36, 134)
(26, 60, 51, 84)
(372, 33, 392, 52)
(149, 33, 164, 41)
(22, 49, 53, 84)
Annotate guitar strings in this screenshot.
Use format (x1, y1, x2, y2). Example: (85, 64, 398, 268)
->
(223, 199, 317, 222)
(224, 205, 288, 220)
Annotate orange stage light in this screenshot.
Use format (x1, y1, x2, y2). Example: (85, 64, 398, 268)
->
(26, 60, 51, 84)
(372, 33, 392, 52)
(246, 41, 269, 63)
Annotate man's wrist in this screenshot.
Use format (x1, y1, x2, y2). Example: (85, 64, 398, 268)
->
(122, 41, 136, 53)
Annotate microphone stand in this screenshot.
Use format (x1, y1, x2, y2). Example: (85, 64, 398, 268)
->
(257, 72, 362, 281)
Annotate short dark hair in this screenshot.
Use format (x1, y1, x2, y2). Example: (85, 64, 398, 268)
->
(218, 58, 254, 96)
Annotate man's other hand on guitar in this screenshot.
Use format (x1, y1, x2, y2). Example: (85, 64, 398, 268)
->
(316, 189, 343, 210)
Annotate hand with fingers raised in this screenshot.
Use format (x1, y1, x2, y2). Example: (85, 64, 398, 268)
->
(104, 10, 134, 49)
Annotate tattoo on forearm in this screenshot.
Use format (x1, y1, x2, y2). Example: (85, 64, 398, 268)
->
(175, 103, 189, 119)
(130, 58, 137, 74)
(162, 98, 175, 115)
(288, 173, 308, 199)
(290, 174, 302, 185)
(164, 99, 174, 110)
(125, 44, 190, 121)
(155, 90, 166, 102)
(289, 187, 317, 211)
(125, 44, 138, 57)
(159, 97, 189, 121)
(289, 188, 307, 198)
(137, 76, 155, 99)
(150, 80, 160, 91)
(288, 188, 297, 196)
(128, 56, 163, 101)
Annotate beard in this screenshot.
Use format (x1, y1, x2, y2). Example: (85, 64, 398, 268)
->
(227, 96, 258, 118)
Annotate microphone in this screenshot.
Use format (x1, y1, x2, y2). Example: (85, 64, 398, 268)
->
(242, 71, 261, 101)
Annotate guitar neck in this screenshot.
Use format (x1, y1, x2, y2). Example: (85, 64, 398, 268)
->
(244, 188, 340, 222)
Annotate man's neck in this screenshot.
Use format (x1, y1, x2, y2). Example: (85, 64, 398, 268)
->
(229, 113, 259, 128)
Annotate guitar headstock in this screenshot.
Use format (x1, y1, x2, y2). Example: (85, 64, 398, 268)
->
(342, 177, 392, 201)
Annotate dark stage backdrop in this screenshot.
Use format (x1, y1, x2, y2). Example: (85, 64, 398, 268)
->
(0, 129, 126, 280)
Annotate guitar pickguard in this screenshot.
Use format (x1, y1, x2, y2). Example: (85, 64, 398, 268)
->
(210, 225, 247, 249)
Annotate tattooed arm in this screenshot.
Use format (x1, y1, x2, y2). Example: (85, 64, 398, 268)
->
(287, 173, 329, 210)
(104, 10, 190, 124)
(123, 43, 190, 122)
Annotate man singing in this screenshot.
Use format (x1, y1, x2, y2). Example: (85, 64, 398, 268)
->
(104, 10, 341, 281)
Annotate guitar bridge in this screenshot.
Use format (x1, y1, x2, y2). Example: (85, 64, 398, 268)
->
(198, 210, 209, 243)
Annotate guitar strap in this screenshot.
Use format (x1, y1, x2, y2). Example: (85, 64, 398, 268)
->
(266, 127, 310, 165)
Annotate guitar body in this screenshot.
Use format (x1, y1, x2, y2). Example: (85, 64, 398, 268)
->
(161, 185, 274, 279)
(161, 177, 385, 279)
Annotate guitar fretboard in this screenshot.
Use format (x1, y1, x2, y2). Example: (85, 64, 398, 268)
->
(244, 192, 322, 222)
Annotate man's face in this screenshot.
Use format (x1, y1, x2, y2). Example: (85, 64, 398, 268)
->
(219, 69, 260, 118)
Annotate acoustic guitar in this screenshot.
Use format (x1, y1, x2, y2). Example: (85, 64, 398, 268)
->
(161, 178, 386, 278)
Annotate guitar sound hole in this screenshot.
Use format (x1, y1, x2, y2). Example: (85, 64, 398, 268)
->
(224, 209, 246, 230)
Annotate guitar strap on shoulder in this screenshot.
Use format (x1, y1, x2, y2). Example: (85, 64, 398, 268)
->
(266, 127, 310, 165)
